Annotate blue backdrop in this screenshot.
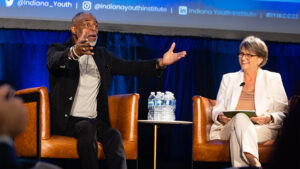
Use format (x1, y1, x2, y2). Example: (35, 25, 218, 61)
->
(0, 28, 299, 169)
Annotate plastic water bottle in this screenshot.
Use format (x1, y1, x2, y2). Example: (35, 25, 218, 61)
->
(170, 92, 176, 120)
(154, 92, 164, 120)
(163, 91, 176, 121)
(162, 92, 170, 120)
(147, 92, 155, 120)
(159, 92, 166, 116)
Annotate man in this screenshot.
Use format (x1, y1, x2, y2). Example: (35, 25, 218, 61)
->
(47, 12, 186, 169)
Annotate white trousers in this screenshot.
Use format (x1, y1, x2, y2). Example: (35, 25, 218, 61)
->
(220, 113, 278, 167)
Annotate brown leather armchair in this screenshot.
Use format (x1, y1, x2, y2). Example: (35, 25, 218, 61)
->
(14, 87, 139, 160)
(192, 96, 274, 163)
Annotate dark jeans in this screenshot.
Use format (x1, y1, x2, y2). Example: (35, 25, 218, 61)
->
(65, 116, 127, 169)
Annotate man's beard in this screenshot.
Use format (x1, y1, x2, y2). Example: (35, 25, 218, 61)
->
(88, 36, 98, 47)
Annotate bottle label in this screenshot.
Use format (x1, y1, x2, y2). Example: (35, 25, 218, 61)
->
(155, 100, 162, 106)
(148, 100, 154, 106)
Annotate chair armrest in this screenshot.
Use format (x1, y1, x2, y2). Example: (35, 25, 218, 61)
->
(108, 93, 139, 142)
(193, 96, 216, 146)
(15, 87, 50, 140)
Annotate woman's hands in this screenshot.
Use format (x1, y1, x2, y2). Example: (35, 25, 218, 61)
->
(250, 114, 272, 125)
(217, 112, 231, 125)
(217, 112, 272, 125)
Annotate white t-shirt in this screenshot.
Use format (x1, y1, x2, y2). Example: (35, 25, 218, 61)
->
(70, 54, 100, 119)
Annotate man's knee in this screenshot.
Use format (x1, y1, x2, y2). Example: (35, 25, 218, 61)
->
(101, 128, 125, 157)
(108, 128, 122, 141)
(101, 128, 124, 149)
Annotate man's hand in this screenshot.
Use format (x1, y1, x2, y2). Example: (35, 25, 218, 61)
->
(160, 42, 186, 67)
(250, 114, 271, 125)
(217, 112, 231, 125)
(73, 29, 94, 56)
(0, 85, 27, 138)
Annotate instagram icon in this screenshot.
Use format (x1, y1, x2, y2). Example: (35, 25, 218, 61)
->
(82, 1, 92, 11)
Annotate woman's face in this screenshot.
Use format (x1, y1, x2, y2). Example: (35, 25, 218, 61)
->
(238, 47, 263, 72)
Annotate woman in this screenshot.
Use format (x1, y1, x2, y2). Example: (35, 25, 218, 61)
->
(209, 36, 288, 168)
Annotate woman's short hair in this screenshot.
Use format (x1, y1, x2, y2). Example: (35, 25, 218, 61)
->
(240, 36, 268, 67)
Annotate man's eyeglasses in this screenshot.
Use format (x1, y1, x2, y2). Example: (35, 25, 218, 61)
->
(238, 52, 257, 59)
(80, 22, 98, 29)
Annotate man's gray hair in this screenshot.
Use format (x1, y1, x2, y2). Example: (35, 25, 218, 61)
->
(72, 12, 94, 25)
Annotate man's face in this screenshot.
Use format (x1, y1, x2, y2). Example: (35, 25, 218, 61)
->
(72, 13, 99, 46)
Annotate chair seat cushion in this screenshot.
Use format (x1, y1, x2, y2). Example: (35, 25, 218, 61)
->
(41, 135, 137, 159)
(193, 140, 275, 162)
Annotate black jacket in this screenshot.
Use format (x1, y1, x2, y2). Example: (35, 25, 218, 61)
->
(47, 38, 161, 134)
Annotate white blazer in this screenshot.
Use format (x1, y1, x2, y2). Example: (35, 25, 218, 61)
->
(210, 69, 288, 140)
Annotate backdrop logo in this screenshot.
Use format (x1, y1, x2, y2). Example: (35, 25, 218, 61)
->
(82, 1, 92, 11)
(5, 0, 14, 7)
(178, 6, 188, 15)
